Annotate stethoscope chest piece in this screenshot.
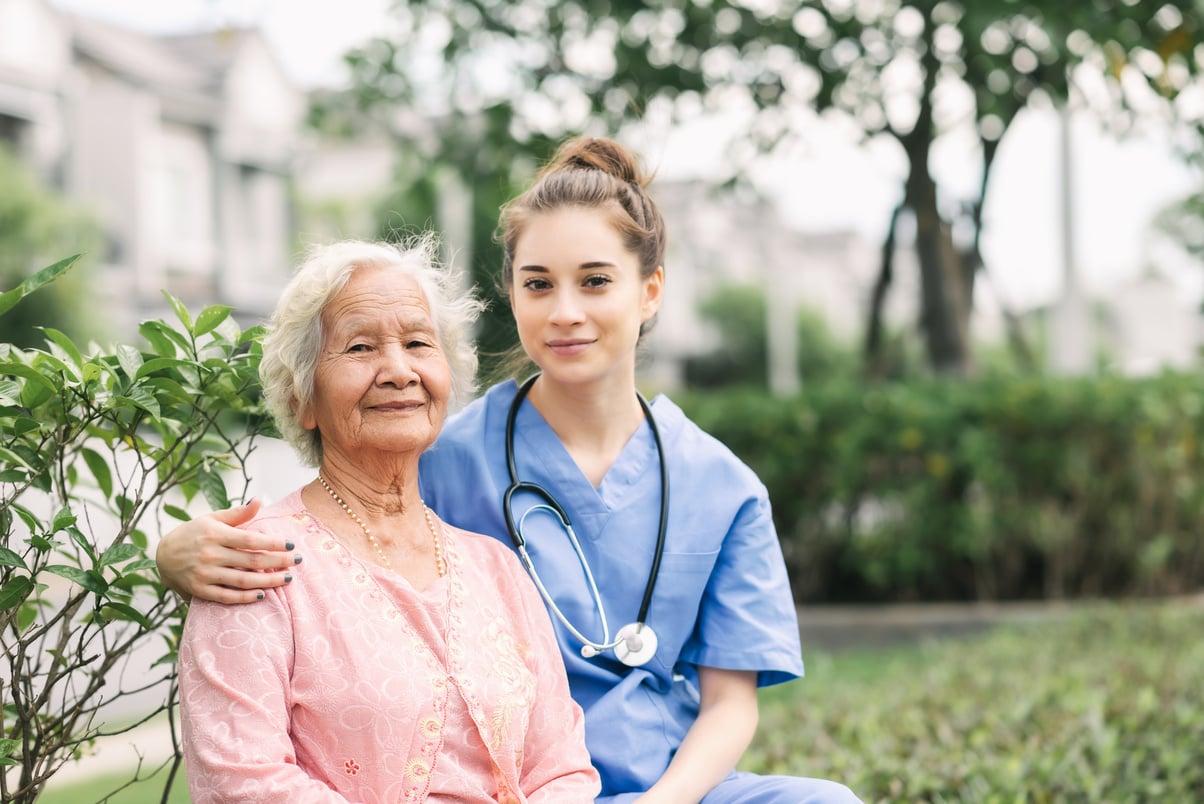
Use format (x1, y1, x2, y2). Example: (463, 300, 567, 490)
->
(613, 622, 659, 667)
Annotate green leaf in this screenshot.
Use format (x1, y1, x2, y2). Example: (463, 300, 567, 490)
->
(193, 305, 232, 337)
(8, 502, 36, 532)
(161, 290, 193, 332)
(123, 385, 161, 418)
(44, 565, 108, 594)
(19, 376, 54, 410)
(39, 327, 84, 369)
(51, 506, 77, 532)
(0, 575, 33, 610)
(99, 601, 154, 630)
(135, 356, 191, 379)
(239, 324, 267, 346)
(0, 378, 21, 402)
(0, 445, 32, 470)
(81, 447, 113, 498)
(16, 600, 38, 632)
(66, 526, 94, 559)
(0, 255, 80, 318)
(198, 463, 230, 510)
(0, 361, 58, 398)
(122, 558, 158, 572)
(99, 542, 141, 568)
(10, 416, 41, 436)
(139, 320, 180, 357)
(163, 504, 191, 522)
(0, 546, 27, 570)
(115, 344, 144, 381)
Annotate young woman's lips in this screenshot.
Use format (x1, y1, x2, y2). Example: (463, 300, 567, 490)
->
(547, 339, 593, 357)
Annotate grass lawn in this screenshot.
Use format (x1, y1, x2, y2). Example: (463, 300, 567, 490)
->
(744, 598, 1204, 802)
(37, 599, 1203, 802)
(38, 765, 188, 804)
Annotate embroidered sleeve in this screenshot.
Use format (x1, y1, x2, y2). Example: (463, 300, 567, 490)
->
(180, 596, 355, 803)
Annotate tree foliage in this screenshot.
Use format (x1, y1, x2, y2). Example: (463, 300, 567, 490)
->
(0, 147, 100, 349)
(0, 267, 270, 802)
(337, 0, 1202, 376)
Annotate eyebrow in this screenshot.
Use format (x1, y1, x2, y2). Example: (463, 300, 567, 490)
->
(518, 260, 619, 272)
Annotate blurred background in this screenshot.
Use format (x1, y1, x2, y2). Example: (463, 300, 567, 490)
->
(5, 1, 1203, 800)
(5, 0, 1201, 607)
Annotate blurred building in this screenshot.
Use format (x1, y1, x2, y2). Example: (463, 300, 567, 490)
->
(0, 0, 305, 336)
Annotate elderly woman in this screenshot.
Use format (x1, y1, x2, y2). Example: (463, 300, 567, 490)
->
(178, 237, 600, 803)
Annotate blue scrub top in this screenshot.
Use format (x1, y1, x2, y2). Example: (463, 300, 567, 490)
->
(419, 380, 804, 798)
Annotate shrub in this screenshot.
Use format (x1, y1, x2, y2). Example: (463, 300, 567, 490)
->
(0, 260, 269, 802)
(678, 372, 1204, 603)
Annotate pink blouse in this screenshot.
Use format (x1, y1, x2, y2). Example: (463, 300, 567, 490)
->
(179, 490, 599, 803)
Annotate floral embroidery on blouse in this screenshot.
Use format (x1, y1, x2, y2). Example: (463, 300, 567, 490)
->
(343, 759, 360, 776)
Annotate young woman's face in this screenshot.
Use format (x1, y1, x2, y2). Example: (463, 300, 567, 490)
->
(299, 264, 451, 461)
(510, 206, 663, 389)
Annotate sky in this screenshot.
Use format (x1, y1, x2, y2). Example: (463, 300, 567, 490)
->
(50, 0, 1204, 312)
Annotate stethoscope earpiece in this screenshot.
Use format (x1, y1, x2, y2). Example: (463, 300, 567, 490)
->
(503, 374, 669, 669)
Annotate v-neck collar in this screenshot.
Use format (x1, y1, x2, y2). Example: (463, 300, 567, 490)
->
(505, 382, 674, 516)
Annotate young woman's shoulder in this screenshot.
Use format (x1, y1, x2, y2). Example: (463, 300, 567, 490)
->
(651, 394, 760, 484)
(434, 379, 520, 448)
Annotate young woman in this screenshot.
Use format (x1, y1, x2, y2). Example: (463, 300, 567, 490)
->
(158, 137, 861, 804)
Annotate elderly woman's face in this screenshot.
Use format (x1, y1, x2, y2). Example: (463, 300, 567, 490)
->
(299, 264, 451, 461)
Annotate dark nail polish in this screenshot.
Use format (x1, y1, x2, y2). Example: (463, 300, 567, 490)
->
(294, 554, 303, 565)
(284, 541, 295, 551)
(284, 574, 293, 583)
(256, 591, 265, 601)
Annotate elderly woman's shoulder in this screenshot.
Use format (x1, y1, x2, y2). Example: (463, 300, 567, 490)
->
(242, 489, 326, 543)
(443, 523, 526, 579)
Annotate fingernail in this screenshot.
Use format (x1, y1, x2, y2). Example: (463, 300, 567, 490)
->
(284, 574, 293, 583)
(293, 554, 303, 565)
(256, 591, 265, 601)
(284, 541, 295, 551)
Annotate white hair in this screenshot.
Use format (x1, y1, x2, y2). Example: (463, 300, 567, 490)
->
(259, 236, 484, 466)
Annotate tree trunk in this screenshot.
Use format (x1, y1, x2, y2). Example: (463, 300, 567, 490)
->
(903, 11, 970, 376)
(864, 201, 905, 378)
(903, 133, 970, 376)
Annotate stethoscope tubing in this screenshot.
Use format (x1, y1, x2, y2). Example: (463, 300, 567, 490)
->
(503, 374, 669, 662)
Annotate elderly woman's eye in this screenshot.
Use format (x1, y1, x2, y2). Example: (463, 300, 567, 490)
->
(347, 343, 370, 353)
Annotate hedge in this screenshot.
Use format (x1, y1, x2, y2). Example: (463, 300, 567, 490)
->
(676, 371, 1204, 603)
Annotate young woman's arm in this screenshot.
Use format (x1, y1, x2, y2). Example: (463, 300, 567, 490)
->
(635, 667, 759, 804)
(155, 499, 298, 603)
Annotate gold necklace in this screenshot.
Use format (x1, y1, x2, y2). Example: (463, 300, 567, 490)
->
(317, 472, 446, 578)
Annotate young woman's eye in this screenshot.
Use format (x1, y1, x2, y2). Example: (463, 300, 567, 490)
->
(584, 275, 611, 289)
(523, 277, 552, 292)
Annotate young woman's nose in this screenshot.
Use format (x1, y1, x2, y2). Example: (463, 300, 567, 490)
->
(549, 288, 585, 325)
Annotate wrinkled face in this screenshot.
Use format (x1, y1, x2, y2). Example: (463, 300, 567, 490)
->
(510, 206, 662, 389)
(299, 264, 450, 462)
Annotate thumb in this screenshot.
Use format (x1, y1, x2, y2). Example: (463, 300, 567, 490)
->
(211, 497, 262, 526)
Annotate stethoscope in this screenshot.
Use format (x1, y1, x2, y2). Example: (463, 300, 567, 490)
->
(503, 374, 668, 667)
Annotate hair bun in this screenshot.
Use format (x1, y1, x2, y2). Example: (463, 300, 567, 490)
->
(552, 136, 647, 188)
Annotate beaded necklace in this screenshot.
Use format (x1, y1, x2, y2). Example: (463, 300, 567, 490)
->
(317, 472, 447, 578)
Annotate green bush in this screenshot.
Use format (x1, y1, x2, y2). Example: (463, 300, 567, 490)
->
(745, 601, 1204, 802)
(0, 263, 269, 802)
(677, 371, 1204, 603)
